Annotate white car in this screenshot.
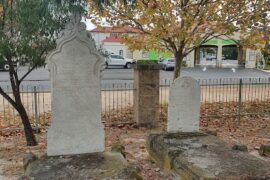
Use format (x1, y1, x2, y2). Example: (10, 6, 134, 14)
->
(159, 58, 175, 71)
(105, 54, 135, 69)
(206, 55, 217, 61)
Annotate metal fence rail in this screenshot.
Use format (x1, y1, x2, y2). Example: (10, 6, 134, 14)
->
(0, 78, 270, 129)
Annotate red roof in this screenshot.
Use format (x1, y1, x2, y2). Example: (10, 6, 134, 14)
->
(102, 36, 124, 43)
(91, 26, 142, 33)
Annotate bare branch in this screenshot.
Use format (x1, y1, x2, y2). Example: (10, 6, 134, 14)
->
(0, 86, 17, 109)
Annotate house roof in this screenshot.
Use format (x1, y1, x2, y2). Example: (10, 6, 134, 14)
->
(102, 36, 124, 43)
(91, 26, 142, 34)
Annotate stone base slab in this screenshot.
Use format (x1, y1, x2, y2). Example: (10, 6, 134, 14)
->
(146, 132, 270, 179)
(21, 152, 140, 180)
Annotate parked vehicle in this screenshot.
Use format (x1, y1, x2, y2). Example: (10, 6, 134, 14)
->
(206, 55, 217, 61)
(105, 54, 136, 69)
(0, 59, 11, 71)
(159, 58, 175, 71)
(0, 58, 18, 71)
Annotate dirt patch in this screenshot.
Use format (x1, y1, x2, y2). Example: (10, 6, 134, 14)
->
(201, 116, 270, 150)
(0, 125, 174, 179)
(0, 107, 269, 179)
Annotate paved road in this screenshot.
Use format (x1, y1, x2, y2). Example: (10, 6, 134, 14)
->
(0, 66, 269, 91)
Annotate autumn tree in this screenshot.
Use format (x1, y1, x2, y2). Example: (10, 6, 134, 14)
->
(219, 0, 269, 68)
(90, 0, 253, 79)
(0, 0, 86, 146)
(243, 0, 269, 62)
(0, 0, 132, 146)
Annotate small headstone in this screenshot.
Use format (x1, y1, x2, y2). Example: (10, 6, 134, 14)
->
(167, 76, 200, 132)
(46, 14, 105, 156)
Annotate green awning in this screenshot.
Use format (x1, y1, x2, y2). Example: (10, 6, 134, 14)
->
(222, 39, 237, 45)
(203, 39, 218, 46)
(203, 39, 237, 46)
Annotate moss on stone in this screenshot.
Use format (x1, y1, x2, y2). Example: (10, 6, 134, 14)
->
(22, 152, 141, 180)
(259, 144, 270, 156)
(232, 144, 248, 152)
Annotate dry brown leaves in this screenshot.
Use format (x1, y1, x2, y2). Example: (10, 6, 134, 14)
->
(0, 102, 269, 179)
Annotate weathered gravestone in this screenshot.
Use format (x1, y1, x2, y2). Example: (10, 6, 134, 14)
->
(147, 77, 270, 179)
(167, 76, 200, 132)
(47, 14, 105, 156)
(21, 14, 141, 180)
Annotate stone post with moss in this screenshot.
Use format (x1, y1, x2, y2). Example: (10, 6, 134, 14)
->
(133, 60, 161, 127)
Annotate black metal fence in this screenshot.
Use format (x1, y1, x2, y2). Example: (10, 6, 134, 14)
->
(0, 78, 270, 130)
(199, 78, 270, 119)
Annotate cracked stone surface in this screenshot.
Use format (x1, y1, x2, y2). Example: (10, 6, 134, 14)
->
(21, 152, 141, 180)
(147, 132, 270, 179)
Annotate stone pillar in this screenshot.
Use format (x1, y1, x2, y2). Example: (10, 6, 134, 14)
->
(134, 64, 160, 127)
(217, 39, 223, 67)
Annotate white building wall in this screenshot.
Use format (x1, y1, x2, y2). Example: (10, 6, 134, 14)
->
(133, 50, 148, 60)
(93, 31, 261, 68)
(188, 48, 258, 68)
(103, 42, 128, 57)
(91, 32, 110, 49)
(245, 49, 260, 68)
(184, 51, 195, 67)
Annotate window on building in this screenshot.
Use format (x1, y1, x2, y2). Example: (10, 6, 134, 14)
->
(111, 55, 124, 59)
(119, 50, 124, 56)
(142, 51, 148, 58)
(222, 45, 238, 60)
(110, 33, 118, 37)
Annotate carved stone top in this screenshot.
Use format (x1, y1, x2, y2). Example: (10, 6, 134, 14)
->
(46, 13, 105, 79)
(59, 13, 91, 42)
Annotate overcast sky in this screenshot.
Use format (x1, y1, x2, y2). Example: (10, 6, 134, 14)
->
(81, 18, 96, 30)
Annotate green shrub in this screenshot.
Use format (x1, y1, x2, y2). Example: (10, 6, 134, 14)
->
(136, 60, 158, 65)
(265, 60, 270, 70)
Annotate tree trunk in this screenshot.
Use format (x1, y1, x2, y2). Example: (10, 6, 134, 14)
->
(7, 56, 38, 146)
(238, 45, 244, 65)
(263, 41, 269, 61)
(262, 19, 269, 62)
(173, 52, 184, 80)
(18, 107, 37, 146)
(195, 47, 200, 65)
(15, 97, 37, 146)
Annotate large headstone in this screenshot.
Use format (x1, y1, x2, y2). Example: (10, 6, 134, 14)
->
(167, 76, 200, 132)
(46, 14, 105, 156)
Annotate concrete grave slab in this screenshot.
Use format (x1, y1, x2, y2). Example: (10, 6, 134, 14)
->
(167, 76, 200, 132)
(147, 133, 270, 179)
(46, 14, 105, 156)
(21, 152, 140, 180)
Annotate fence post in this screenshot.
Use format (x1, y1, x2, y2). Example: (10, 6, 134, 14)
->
(33, 86, 39, 131)
(238, 78, 243, 121)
